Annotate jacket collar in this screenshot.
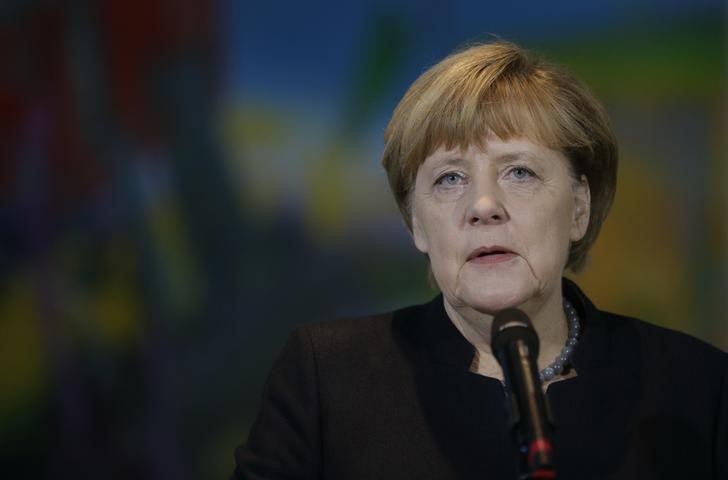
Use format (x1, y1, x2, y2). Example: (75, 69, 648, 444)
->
(419, 278, 609, 375)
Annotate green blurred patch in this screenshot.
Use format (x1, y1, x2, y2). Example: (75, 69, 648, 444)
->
(540, 17, 725, 101)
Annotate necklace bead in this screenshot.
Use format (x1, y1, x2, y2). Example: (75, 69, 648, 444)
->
(539, 298, 580, 382)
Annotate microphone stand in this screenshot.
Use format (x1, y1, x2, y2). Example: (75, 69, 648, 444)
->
(501, 340, 555, 480)
(491, 309, 556, 480)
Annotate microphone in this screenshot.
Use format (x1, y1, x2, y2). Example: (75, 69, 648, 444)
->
(491, 308, 555, 480)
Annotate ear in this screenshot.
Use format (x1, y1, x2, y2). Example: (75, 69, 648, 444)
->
(570, 175, 591, 242)
(411, 207, 430, 254)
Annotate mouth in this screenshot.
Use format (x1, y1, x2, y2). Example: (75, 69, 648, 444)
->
(466, 246, 516, 263)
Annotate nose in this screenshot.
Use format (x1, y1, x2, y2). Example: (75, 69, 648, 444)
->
(466, 179, 508, 226)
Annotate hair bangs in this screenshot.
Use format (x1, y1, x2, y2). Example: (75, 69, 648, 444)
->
(408, 68, 590, 174)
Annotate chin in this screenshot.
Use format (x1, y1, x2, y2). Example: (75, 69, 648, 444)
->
(454, 271, 535, 314)
(455, 284, 529, 315)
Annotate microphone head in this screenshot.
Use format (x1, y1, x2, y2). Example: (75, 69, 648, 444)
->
(490, 308, 540, 359)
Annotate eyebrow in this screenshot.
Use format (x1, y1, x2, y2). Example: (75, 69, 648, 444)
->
(425, 155, 468, 170)
(493, 151, 540, 163)
(424, 149, 543, 171)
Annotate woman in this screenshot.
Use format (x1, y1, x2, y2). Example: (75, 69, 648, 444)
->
(233, 41, 727, 479)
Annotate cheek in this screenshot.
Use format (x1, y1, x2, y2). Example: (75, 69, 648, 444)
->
(418, 213, 462, 286)
(426, 227, 457, 274)
(429, 252, 461, 298)
(419, 205, 457, 245)
(518, 197, 574, 265)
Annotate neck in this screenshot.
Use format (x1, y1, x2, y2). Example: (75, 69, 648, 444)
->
(443, 289, 569, 377)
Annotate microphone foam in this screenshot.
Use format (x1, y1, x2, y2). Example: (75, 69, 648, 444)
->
(490, 308, 540, 358)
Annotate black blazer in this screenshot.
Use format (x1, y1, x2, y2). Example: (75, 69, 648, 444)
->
(234, 279, 728, 479)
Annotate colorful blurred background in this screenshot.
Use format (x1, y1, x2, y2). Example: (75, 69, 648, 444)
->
(1, 0, 725, 478)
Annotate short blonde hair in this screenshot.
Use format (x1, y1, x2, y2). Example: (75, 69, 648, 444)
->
(382, 41, 617, 271)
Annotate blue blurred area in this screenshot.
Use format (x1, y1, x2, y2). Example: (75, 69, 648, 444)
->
(0, 0, 725, 478)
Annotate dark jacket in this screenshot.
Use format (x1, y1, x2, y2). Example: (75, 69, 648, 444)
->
(234, 280, 728, 479)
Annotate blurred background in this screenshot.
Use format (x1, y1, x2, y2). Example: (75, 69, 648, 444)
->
(1, 0, 725, 478)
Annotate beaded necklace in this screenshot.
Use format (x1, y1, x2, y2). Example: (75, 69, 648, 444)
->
(539, 298, 580, 382)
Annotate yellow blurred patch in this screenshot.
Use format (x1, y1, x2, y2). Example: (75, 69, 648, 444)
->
(144, 200, 203, 318)
(92, 240, 142, 346)
(305, 145, 348, 237)
(219, 103, 289, 216)
(0, 275, 47, 415)
(574, 158, 690, 331)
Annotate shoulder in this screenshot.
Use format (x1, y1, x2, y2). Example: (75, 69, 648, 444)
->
(288, 301, 429, 367)
(594, 309, 727, 379)
(565, 279, 726, 372)
(298, 311, 395, 348)
(601, 309, 725, 357)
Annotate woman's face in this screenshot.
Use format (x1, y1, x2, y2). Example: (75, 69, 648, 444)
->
(410, 135, 590, 315)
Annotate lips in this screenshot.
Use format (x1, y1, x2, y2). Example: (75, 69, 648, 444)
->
(466, 246, 516, 262)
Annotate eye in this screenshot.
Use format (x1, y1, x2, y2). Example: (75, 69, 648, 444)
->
(506, 166, 536, 181)
(435, 172, 466, 186)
